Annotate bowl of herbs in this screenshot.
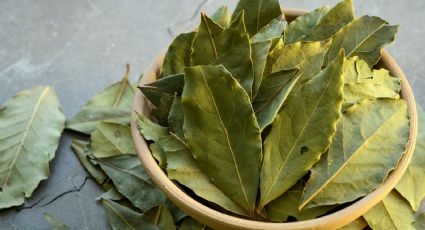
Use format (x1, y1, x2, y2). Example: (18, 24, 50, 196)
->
(131, 0, 418, 229)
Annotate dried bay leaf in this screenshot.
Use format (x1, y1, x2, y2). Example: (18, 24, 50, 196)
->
(284, 6, 329, 44)
(163, 135, 247, 216)
(71, 139, 107, 185)
(232, 0, 282, 37)
(211, 5, 231, 28)
(265, 182, 334, 222)
(168, 96, 184, 140)
(179, 217, 206, 230)
(137, 113, 168, 142)
(305, 0, 354, 41)
(97, 154, 167, 211)
(102, 199, 159, 230)
(44, 213, 71, 230)
(263, 36, 284, 77)
(259, 51, 344, 209)
(182, 65, 262, 215)
(67, 69, 134, 134)
(325, 16, 398, 66)
(363, 191, 415, 230)
(338, 217, 368, 230)
(300, 99, 409, 209)
(91, 122, 135, 158)
(253, 69, 301, 131)
(251, 19, 285, 43)
(191, 12, 254, 96)
(161, 32, 195, 78)
(144, 204, 176, 230)
(395, 106, 425, 211)
(0, 86, 65, 209)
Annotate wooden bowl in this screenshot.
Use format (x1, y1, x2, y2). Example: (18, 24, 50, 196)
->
(131, 8, 418, 230)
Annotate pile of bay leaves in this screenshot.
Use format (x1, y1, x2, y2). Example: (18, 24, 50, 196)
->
(136, 0, 423, 228)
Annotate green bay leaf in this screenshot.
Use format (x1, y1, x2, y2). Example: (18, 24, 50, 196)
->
(259, 51, 344, 209)
(179, 217, 205, 230)
(232, 0, 282, 36)
(363, 191, 415, 230)
(251, 19, 285, 43)
(305, 0, 354, 41)
(44, 213, 71, 230)
(161, 32, 195, 78)
(144, 204, 176, 230)
(71, 139, 107, 185)
(300, 99, 409, 209)
(91, 122, 135, 158)
(168, 96, 184, 140)
(338, 217, 368, 230)
(325, 16, 398, 66)
(264, 36, 284, 77)
(211, 5, 231, 28)
(137, 113, 168, 142)
(253, 69, 301, 131)
(182, 65, 262, 215)
(251, 40, 273, 98)
(395, 106, 425, 211)
(0, 86, 65, 209)
(191, 12, 254, 96)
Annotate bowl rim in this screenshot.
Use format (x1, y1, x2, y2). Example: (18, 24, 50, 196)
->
(131, 8, 418, 230)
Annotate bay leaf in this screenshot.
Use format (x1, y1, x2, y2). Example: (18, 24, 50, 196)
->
(179, 217, 205, 230)
(150, 142, 166, 169)
(102, 199, 159, 230)
(182, 65, 262, 215)
(251, 41, 273, 98)
(338, 217, 368, 230)
(168, 96, 184, 140)
(325, 16, 398, 66)
(144, 204, 176, 230)
(91, 122, 135, 158)
(97, 154, 167, 211)
(211, 5, 231, 28)
(272, 40, 331, 81)
(191, 12, 254, 96)
(415, 210, 425, 230)
(395, 106, 425, 211)
(137, 113, 168, 142)
(259, 51, 344, 209)
(251, 19, 285, 43)
(300, 99, 409, 209)
(284, 6, 329, 44)
(0, 86, 65, 209)
(71, 139, 107, 185)
(263, 36, 284, 77)
(98, 187, 124, 201)
(253, 69, 301, 131)
(44, 213, 71, 230)
(161, 32, 195, 78)
(363, 191, 415, 230)
(265, 182, 334, 222)
(163, 135, 247, 216)
(343, 57, 401, 111)
(305, 0, 354, 41)
(232, 0, 282, 36)
(67, 72, 134, 134)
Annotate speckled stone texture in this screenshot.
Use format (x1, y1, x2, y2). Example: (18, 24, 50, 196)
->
(0, 0, 423, 229)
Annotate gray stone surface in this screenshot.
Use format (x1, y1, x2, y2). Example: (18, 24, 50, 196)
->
(0, 0, 422, 229)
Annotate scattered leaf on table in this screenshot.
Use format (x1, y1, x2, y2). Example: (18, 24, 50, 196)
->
(251, 19, 285, 43)
(338, 217, 368, 230)
(284, 6, 329, 44)
(259, 51, 344, 209)
(66, 70, 134, 134)
(144, 204, 176, 230)
(266, 182, 334, 222)
(395, 106, 425, 211)
(191, 12, 254, 96)
(97, 154, 167, 211)
(179, 217, 205, 230)
(363, 191, 415, 230)
(102, 199, 159, 230)
(71, 139, 107, 185)
(91, 122, 135, 158)
(182, 65, 262, 215)
(232, 0, 282, 37)
(168, 96, 184, 140)
(301, 99, 409, 209)
(342, 57, 401, 111)
(163, 134, 247, 216)
(0, 86, 65, 209)
(211, 5, 231, 28)
(325, 16, 398, 66)
(305, 0, 354, 41)
(44, 213, 71, 230)
(161, 32, 196, 78)
(272, 40, 331, 81)
(253, 69, 301, 131)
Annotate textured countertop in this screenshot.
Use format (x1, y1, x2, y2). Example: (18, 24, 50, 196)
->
(0, 0, 423, 229)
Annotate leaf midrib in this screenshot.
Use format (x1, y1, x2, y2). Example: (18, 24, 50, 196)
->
(345, 18, 386, 57)
(103, 201, 137, 230)
(1, 87, 49, 190)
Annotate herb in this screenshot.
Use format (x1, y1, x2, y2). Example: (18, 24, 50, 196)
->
(44, 213, 71, 230)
